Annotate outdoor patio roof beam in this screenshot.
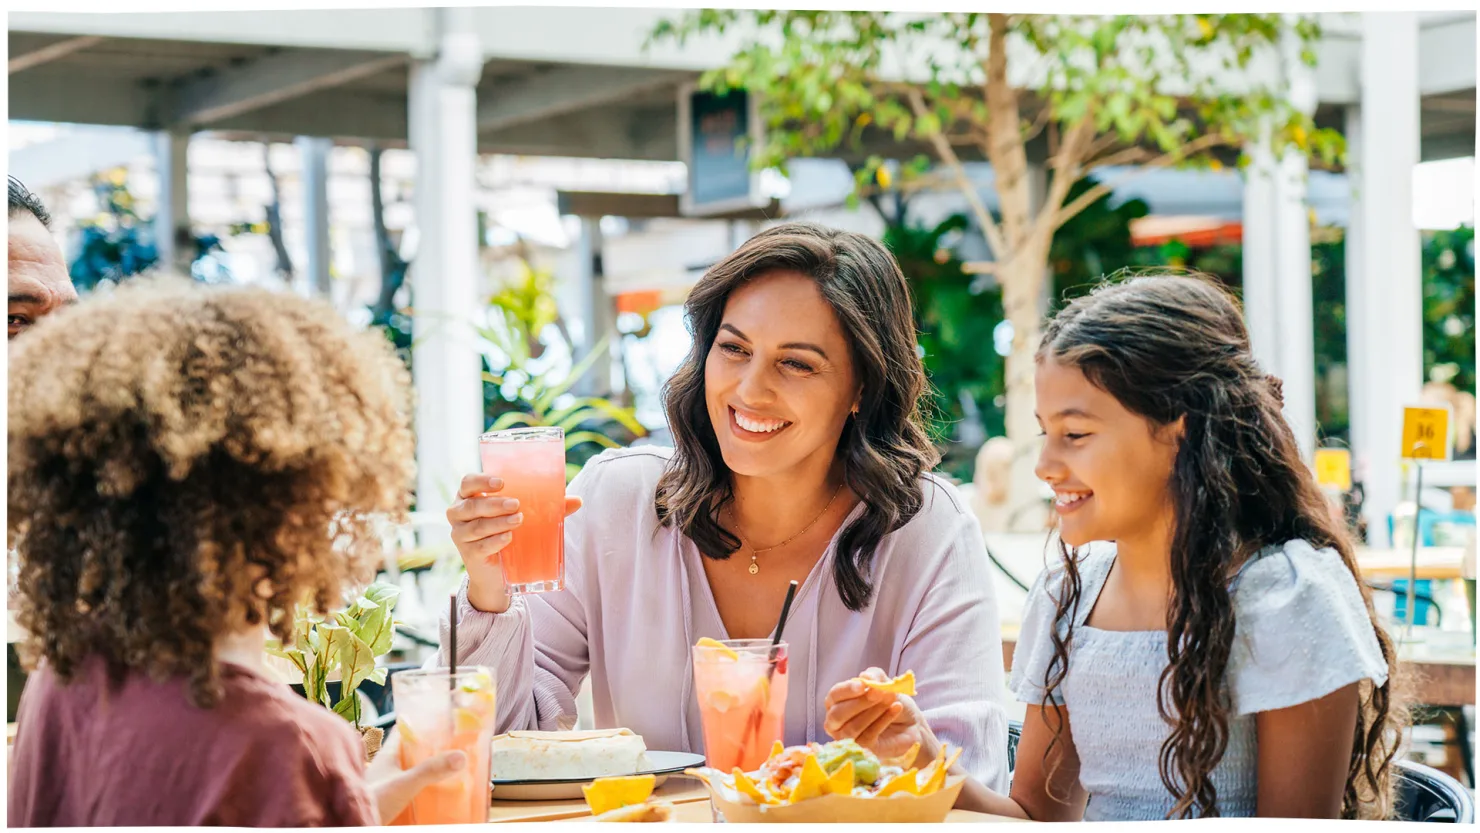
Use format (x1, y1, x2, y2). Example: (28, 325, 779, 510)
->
(8, 35, 105, 75)
(168, 48, 405, 127)
(477, 65, 684, 133)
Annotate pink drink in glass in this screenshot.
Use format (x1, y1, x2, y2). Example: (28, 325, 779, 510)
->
(692, 639, 789, 773)
(478, 427, 566, 594)
(389, 667, 497, 825)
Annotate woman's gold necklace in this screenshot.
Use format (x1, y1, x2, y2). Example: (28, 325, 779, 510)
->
(728, 483, 845, 576)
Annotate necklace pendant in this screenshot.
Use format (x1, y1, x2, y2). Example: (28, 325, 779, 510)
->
(748, 561, 759, 576)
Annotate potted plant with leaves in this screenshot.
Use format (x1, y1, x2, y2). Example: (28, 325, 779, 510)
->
(479, 259, 648, 481)
(267, 581, 401, 761)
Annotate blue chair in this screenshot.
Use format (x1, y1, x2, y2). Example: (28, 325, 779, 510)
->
(1385, 509, 1475, 626)
(1008, 719, 1021, 775)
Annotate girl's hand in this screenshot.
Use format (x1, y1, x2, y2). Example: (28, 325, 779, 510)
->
(823, 667, 934, 768)
(446, 473, 582, 615)
(366, 729, 468, 822)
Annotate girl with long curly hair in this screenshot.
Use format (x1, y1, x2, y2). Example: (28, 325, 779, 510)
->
(8, 279, 468, 826)
(835, 275, 1404, 820)
(440, 222, 1011, 790)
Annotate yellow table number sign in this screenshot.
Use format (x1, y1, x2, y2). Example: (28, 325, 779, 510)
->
(1400, 405, 1453, 461)
(1313, 448, 1352, 491)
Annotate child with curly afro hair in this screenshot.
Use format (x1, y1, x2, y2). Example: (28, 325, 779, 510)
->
(8, 278, 468, 826)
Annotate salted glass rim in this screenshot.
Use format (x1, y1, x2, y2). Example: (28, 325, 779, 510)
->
(480, 426, 564, 443)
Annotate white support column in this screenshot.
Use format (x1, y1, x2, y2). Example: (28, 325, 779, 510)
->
(409, 7, 487, 526)
(297, 136, 333, 299)
(1241, 132, 1280, 376)
(1241, 21, 1319, 463)
(1272, 19, 1318, 461)
(154, 129, 191, 276)
(1343, 103, 1370, 489)
(573, 216, 612, 397)
(1355, 11, 1423, 546)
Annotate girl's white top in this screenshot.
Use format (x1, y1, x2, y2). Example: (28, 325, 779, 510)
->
(1010, 539, 1388, 820)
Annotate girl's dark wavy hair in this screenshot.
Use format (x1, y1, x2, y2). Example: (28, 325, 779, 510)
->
(654, 222, 939, 610)
(1034, 274, 1405, 819)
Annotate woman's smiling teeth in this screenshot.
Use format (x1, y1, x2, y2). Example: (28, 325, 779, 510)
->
(733, 408, 790, 434)
(1055, 490, 1092, 512)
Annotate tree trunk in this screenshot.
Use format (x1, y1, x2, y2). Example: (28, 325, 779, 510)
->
(263, 144, 295, 283)
(997, 239, 1053, 533)
(369, 146, 409, 326)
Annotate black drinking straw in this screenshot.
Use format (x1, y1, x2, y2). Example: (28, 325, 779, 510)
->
(449, 593, 459, 690)
(744, 580, 799, 751)
(768, 580, 799, 674)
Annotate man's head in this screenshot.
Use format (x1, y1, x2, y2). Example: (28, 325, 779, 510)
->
(8, 176, 77, 340)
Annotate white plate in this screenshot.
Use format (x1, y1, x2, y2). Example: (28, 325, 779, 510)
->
(490, 750, 707, 802)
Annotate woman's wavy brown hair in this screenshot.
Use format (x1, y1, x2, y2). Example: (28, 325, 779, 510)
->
(654, 222, 939, 610)
(1033, 275, 1405, 819)
(9, 278, 415, 708)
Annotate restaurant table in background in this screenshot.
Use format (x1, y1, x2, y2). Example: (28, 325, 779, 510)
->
(1358, 547, 1469, 581)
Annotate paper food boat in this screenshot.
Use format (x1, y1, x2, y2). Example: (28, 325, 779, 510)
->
(685, 768, 966, 824)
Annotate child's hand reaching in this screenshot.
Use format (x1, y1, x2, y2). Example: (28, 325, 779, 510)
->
(366, 728, 469, 822)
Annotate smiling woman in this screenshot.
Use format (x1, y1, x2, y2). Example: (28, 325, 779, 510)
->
(658, 223, 938, 611)
(438, 221, 1011, 795)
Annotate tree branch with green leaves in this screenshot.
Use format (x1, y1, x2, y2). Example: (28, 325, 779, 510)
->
(649, 11, 1341, 530)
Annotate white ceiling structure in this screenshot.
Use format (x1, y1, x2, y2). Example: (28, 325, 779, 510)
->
(8, 9, 1475, 164)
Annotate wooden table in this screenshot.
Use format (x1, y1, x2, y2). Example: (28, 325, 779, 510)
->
(488, 775, 1024, 823)
(1357, 547, 1470, 581)
(488, 777, 710, 823)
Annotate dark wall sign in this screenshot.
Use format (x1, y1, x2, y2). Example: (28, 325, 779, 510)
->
(680, 86, 765, 217)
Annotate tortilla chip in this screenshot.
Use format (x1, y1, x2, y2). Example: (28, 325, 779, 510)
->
(875, 767, 921, 797)
(860, 670, 916, 697)
(824, 759, 854, 796)
(788, 753, 831, 803)
(592, 801, 674, 823)
(731, 768, 778, 805)
(916, 745, 945, 793)
(582, 774, 657, 816)
(768, 740, 785, 763)
(919, 745, 962, 796)
(881, 741, 921, 769)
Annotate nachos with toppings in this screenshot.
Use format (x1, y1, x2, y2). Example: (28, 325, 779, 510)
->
(686, 738, 961, 806)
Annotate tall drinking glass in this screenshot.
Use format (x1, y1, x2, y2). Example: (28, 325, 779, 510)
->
(389, 667, 497, 825)
(478, 427, 566, 594)
(692, 639, 789, 773)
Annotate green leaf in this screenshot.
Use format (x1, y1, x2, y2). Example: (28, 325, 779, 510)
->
(549, 397, 648, 437)
(356, 597, 399, 658)
(333, 692, 361, 725)
(534, 336, 613, 413)
(339, 630, 377, 700)
(310, 661, 330, 708)
(892, 115, 913, 142)
(366, 667, 388, 687)
(491, 411, 539, 431)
